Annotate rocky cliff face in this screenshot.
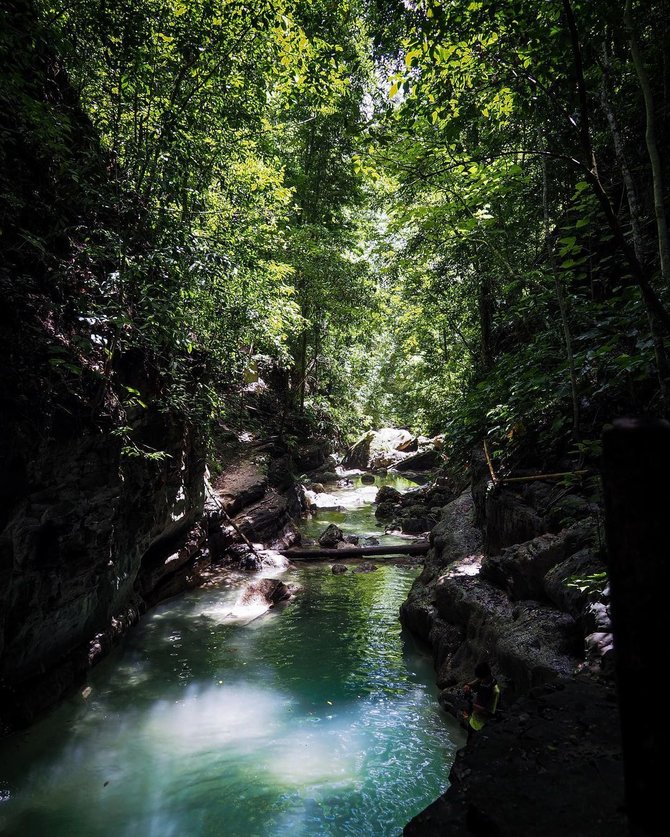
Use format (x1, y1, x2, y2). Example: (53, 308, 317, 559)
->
(0, 403, 207, 731)
(400, 455, 624, 835)
(0, 5, 212, 731)
(404, 677, 625, 837)
(0, 378, 314, 735)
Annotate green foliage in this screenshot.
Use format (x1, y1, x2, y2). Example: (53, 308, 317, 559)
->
(4, 0, 669, 465)
(362, 0, 670, 468)
(566, 571, 608, 597)
(111, 425, 173, 462)
(1, 0, 384, 446)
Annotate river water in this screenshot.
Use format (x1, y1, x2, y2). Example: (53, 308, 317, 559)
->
(0, 476, 464, 837)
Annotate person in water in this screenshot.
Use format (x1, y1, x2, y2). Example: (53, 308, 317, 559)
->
(461, 660, 500, 738)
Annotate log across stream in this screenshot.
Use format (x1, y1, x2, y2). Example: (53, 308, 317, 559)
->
(282, 542, 430, 560)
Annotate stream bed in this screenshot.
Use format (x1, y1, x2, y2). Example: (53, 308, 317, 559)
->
(0, 476, 464, 837)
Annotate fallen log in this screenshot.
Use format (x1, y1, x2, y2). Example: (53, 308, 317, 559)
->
(280, 542, 430, 560)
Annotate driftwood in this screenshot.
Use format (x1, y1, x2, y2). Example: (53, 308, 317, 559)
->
(280, 543, 430, 560)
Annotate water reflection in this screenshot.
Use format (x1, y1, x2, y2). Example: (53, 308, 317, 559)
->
(0, 481, 464, 837)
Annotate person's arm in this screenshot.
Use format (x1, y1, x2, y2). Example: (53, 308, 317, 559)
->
(471, 700, 493, 718)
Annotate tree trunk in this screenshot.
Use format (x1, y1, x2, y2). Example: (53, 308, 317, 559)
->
(599, 43, 669, 403)
(475, 256, 494, 371)
(542, 154, 580, 436)
(298, 328, 308, 413)
(313, 313, 321, 394)
(625, 0, 670, 286)
(562, 0, 670, 337)
(441, 326, 449, 362)
(599, 45, 645, 262)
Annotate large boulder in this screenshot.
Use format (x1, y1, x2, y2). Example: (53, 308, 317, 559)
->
(400, 489, 482, 644)
(341, 430, 376, 469)
(210, 485, 302, 561)
(301, 488, 345, 512)
(375, 500, 399, 520)
(233, 545, 264, 572)
(401, 514, 437, 534)
(342, 428, 414, 470)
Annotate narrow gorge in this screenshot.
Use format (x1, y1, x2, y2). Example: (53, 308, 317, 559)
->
(2, 1, 668, 835)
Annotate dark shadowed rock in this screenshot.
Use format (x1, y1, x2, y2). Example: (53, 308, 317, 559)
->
(0, 410, 206, 729)
(484, 488, 545, 554)
(480, 519, 596, 601)
(375, 500, 398, 519)
(316, 470, 339, 483)
(219, 543, 263, 571)
(392, 448, 442, 472)
(139, 522, 208, 603)
(341, 431, 376, 469)
(293, 441, 329, 473)
(544, 492, 594, 531)
(405, 679, 626, 837)
(543, 545, 608, 625)
(375, 485, 402, 504)
(318, 523, 344, 548)
(401, 516, 436, 534)
(267, 453, 295, 491)
(239, 551, 264, 572)
(400, 459, 626, 837)
(231, 488, 299, 546)
(332, 564, 348, 574)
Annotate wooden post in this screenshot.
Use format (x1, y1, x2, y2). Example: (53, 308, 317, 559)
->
(601, 418, 670, 837)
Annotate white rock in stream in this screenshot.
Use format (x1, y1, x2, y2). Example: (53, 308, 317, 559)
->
(259, 548, 290, 571)
(303, 489, 345, 512)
